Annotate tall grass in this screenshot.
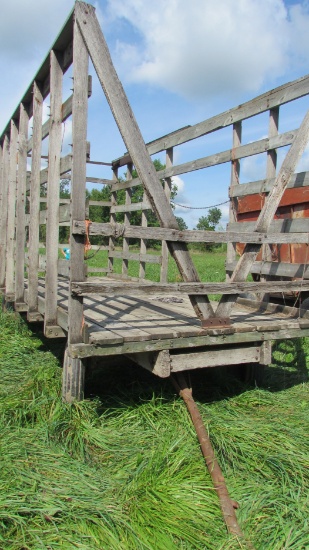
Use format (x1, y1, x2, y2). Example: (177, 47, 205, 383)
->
(0, 305, 308, 549)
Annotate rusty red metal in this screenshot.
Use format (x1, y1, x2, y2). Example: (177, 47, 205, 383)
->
(171, 373, 248, 541)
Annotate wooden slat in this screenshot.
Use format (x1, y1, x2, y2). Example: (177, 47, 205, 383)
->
(227, 121, 242, 277)
(228, 218, 309, 233)
(5, 120, 19, 301)
(122, 163, 132, 276)
(111, 129, 297, 192)
(227, 260, 309, 279)
(112, 74, 309, 167)
(109, 250, 162, 264)
(71, 279, 309, 297)
(161, 148, 173, 282)
(216, 108, 309, 318)
(67, 19, 89, 346)
(44, 50, 63, 331)
(170, 345, 260, 372)
(139, 189, 148, 279)
(0, 135, 10, 288)
(230, 170, 309, 198)
(27, 76, 91, 153)
(15, 103, 29, 304)
(75, 2, 215, 322)
(111, 201, 151, 213)
(73, 220, 309, 244)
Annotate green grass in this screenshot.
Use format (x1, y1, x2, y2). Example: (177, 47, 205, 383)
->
(0, 305, 308, 549)
(86, 247, 226, 300)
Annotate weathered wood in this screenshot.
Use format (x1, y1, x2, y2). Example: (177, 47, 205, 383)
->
(112, 129, 297, 192)
(111, 201, 151, 214)
(227, 260, 309, 279)
(108, 169, 118, 273)
(230, 170, 309, 198)
(75, 2, 215, 321)
(5, 120, 19, 301)
(15, 103, 29, 305)
(122, 163, 132, 276)
(71, 279, 309, 297)
(126, 350, 171, 378)
(161, 148, 173, 282)
(228, 218, 309, 234)
(227, 121, 242, 276)
(170, 344, 260, 372)
(26, 154, 72, 191)
(67, 19, 89, 347)
(216, 109, 309, 318)
(139, 190, 148, 279)
(62, 347, 85, 402)
(113, 74, 309, 168)
(0, 135, 10, 288)
(69, 325, 309, 359)
(109, 250, 162, 264)
(44, 50, 63, 333)
(27, 76, 91, 153)
(73, 220, 309, 244)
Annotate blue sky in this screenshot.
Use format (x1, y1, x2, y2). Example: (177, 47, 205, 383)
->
(1, 0, 309, 228)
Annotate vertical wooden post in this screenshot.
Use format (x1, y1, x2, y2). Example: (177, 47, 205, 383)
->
(0, 135, 10, 290)
(0, 142, 4, 290)
(122, 162, 132, 276)
(28, 82, 44, 322)
(5, 119, 19, 303)
(44, 50, 63, 336)
(139, 189, 148, 279)
(64, 17, 89, 402)
(226, 122, 242, 280)
(15, 103, 29, 308)
(108, 168, 118, 274)
(260, 108, 279, 301)
(160, 148, 173, 282)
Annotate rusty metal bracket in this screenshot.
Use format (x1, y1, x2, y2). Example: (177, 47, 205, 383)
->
(201, 317, 231, 328)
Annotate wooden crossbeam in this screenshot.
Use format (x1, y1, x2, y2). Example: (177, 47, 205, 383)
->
(75, 2, 215, 321)
(216, 108, 309, 318)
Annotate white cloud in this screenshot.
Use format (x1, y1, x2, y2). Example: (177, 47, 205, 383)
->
(108, 0, 309, 99)
(105, 0, 309, 100)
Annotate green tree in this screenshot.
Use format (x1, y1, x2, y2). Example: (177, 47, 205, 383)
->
(195, 207, 222, 251)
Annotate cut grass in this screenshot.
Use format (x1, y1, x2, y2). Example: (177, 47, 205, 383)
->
(0, 307, 308, 549)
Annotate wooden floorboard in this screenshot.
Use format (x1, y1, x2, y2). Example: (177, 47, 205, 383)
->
(26, 277, 306, 350)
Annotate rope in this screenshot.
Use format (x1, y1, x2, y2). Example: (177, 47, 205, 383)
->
(170, 199, 229, 210)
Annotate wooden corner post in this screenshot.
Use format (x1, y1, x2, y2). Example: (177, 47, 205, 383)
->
(63, 12, 89, 402)
(44, 49, 64, 337)
(27, 82, 44, 322)
(15, 102, 30, 310)
(5, 120, 19, 304)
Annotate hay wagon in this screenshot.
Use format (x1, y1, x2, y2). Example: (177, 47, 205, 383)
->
(1, 1, 309, 403)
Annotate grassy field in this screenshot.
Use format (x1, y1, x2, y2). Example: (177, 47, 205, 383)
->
(1, 250, 308, 549)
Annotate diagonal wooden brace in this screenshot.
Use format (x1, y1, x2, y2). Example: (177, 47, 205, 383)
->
(216, 108, 309, 318)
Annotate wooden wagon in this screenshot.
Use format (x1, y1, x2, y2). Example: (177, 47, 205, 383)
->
(1, 1, 309, 402)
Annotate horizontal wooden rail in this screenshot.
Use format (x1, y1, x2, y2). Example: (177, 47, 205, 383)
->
(108, 250, 162, 264)
(110, 201, 151, 213)
(228, 218, 309, 233)
(229, 170, 309, 198)
(226, 260, 309, 279)
(72, 220, 309, 244)
(71, 279, 309, 296)
(112, 74, 309, 168)
(111, 129, 297, 192)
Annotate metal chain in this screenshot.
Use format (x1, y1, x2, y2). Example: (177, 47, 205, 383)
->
(170, 199, 230, 210)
